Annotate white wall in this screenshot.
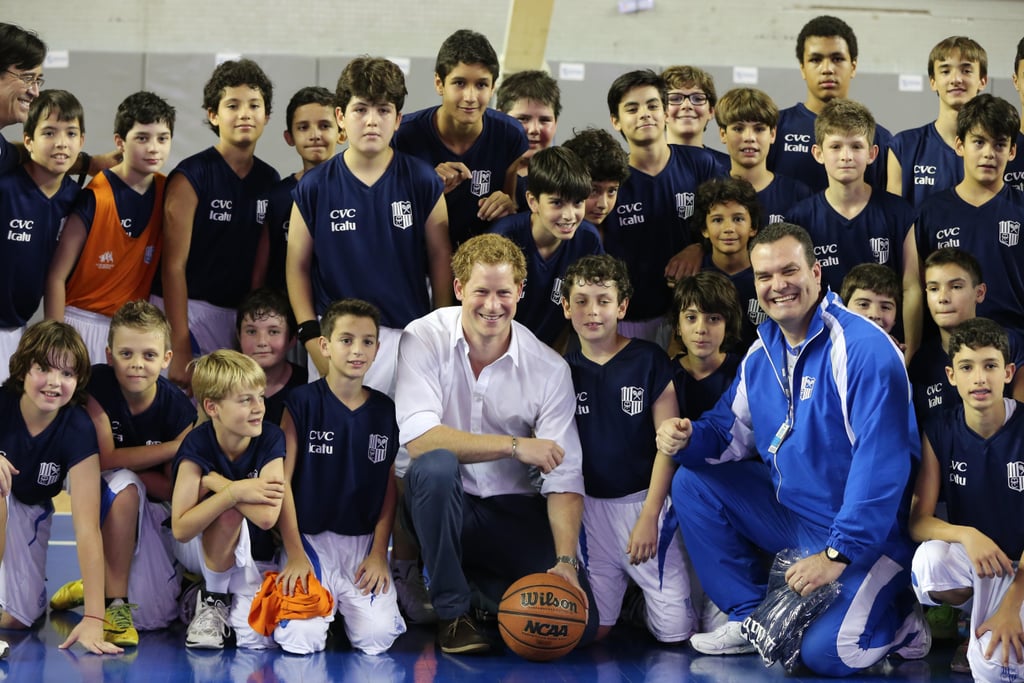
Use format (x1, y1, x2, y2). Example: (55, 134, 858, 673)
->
(5, 0, 1024, 76)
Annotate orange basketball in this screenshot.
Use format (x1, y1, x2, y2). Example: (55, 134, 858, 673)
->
(498, 572, 587, 661)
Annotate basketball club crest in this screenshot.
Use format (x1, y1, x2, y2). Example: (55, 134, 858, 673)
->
(368, 434, 389, 464)
(999, 220, 1020, 247)
(747, 299, 768, 325)
(256, 198, 269, 226)
(470, 170, 491, 197)
(1008, 462, 1024, 492)
(675, 192, 695, 219)
(870, 237, 889, 264)
(37, 462, 60, 487)
(391, 200, 413, 230)
(550, 277, 563, 304)
(620, 386, 644, 416)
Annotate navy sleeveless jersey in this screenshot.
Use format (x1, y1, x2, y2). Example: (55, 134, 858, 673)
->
(393, 106, 528, 247)
(566, 339, 673, 498)
(174, 419, 284, 482)
(787, 190, 913, 296)
(291, 151, 443, 328)
(672, 352, 741, 420)
(263, 173, 298, 292)
(264, 361, 308, 426)
(767, 103, 891, 192)
(0, 166, 79, 326)
(916, 186, 1024, 335)
(88, 364, 194, 448)
(758, 173, 813, 225)
(908, 329, 1024, 425)
(0, 390, 97, 506)
(888, 123, 962, 207)
(925, 401, 1024, 558)
(151, 147, 279, 308)
(491, 212, 604, 345)
(701, 255, 762, 353)
(285, 380, 398, 536)
(603, 145, 720, 321)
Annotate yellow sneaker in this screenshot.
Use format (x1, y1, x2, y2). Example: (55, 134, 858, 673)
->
(49, 578, 84, 611)
(104, 602, 139, 648)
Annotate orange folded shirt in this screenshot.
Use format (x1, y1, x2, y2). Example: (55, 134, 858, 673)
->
(248, 571, 335, 635)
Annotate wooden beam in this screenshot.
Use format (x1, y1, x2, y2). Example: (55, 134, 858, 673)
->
(502, 0, 555, 74)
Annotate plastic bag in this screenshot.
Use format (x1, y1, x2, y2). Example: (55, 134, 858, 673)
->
(740, 548, 841, 671)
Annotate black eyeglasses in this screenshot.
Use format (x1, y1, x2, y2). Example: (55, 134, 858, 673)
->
(667, 92, 708, 106)
(5, 70, 44, 88)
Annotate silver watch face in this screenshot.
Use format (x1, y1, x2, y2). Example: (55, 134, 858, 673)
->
(826, 548, 838, 560)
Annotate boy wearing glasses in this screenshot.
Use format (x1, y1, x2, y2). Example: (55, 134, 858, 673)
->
(661, 66, 729, 173)
(601, 69, 720, 349)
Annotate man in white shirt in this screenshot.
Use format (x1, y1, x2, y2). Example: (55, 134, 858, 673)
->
(396, 233, 593, 655)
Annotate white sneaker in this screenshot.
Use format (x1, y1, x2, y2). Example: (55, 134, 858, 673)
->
(0, 639, 8, 659)
(185, 591, 232, 649)
(393, 560, 437, 625)
(690, 621, 756, 655)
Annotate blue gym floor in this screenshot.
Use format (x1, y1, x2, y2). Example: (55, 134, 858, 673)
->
(1, 513, 968, 682)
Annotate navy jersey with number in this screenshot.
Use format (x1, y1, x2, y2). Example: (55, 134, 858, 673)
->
(88, 364, 194, 449)
(174, 419, 284, 482)
(150, 147, 279, 308)
(74, 169, 157, 239)
(888, 123, 962, 207)
(0, 391, 98, 506)
(758, 173, 813, 225)
(767, 103, 891, 192)
(925, 400, 1024, 558)
(285, 380, 398, 536)
(394, 107, 528, 248)
(0, 166, 79, 327)
(566, 339, 673, 498)
(263, 173, 298, 292)
(787, 190, 914, 296)
(916, 186, 1024, 336)
(1005, 132, 1024, 193)
(291, 151, 443, 328)
(491, 212, 603, 346)
(672, 352, 741, 420)
(603, 145, 720, 321)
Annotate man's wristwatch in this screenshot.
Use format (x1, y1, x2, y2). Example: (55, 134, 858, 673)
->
(825, 547, 851, 565)
(556, 555, 579, 571)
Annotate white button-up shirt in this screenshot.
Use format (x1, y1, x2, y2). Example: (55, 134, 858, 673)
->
(396, 307, 583, 498)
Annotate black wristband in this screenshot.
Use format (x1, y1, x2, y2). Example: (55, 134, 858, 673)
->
(76, 151, 92, 187)
(297, 319, 321, 344)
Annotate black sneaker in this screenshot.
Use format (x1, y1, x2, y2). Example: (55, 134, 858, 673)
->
(437, 613, 491, 655)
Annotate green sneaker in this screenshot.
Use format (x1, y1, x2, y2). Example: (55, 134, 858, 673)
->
(49, 579, 84, 611)
(104, 602, 139, 648)
(925, 603, 959, 643)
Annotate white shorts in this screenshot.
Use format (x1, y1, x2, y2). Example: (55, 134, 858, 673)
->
(582, 491, 695, 642)
(150, 295, 236, 356)
(0, 326, 25, 384)
(173, 517, 274, 649)
(101, 469, 180, 629)
(65, 306, 113, 365)
(273, 531, 406, 655)
(913, 540, 1024, 680)
(618, 318, 673, 352)
(0, 495, 53, 626)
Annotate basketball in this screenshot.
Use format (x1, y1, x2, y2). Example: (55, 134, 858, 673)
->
(498, 572, 587, 661)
